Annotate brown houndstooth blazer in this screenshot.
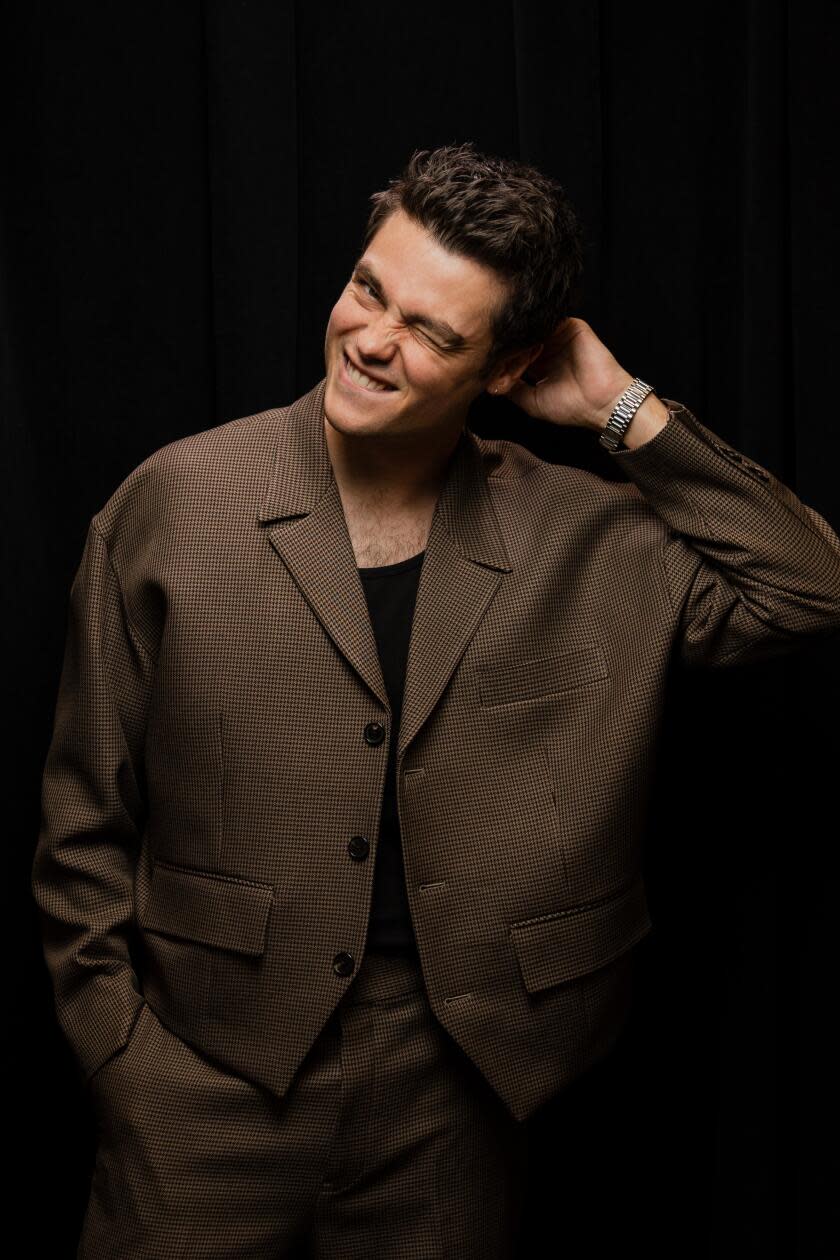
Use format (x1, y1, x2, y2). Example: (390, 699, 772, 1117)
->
(31, 375, 840, 1122)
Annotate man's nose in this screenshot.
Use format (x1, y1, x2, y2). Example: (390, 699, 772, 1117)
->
(355, 314, 397, 363)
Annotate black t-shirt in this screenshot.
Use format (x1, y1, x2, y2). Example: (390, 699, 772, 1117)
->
(357, 548, 425, 953)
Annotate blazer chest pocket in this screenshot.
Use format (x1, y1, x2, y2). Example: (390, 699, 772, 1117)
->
(508, 876, 652, 994)
(139, 859, 275, 957)
(478, 643, 609, 708)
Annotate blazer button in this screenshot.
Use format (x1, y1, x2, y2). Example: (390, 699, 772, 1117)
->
(333, 951, 355, 976)
(347, 835, 370, 860)
(364, 721, 386, 745)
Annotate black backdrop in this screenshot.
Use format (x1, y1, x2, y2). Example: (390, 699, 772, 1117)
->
(4, 2, 839, 1256)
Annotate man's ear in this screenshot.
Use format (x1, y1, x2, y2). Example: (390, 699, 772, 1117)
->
(504, 343, 545, 389)
(520, 343, 544, 383)
(488, 342, 546, 395)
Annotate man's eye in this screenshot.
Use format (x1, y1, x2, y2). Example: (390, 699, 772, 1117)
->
(352, 277, 443, 350)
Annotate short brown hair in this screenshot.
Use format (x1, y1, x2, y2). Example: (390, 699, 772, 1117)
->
(360, 140, 585, 384)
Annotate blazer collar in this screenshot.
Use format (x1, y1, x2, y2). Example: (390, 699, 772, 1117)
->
(256, 375, 512, 761)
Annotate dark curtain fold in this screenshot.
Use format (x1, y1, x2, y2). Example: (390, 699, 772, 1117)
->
(4, 1, 837, 1255)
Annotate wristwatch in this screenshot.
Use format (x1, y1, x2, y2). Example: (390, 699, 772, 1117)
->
(598, 377, 655, 451)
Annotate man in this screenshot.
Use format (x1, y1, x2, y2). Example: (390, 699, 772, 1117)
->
(32, 143, 840, 1258)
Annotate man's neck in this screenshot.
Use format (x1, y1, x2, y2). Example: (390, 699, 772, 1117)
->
(323, 409, 462, 511)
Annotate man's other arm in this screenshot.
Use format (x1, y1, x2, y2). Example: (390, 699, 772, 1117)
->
(31, 518, 152, 1082)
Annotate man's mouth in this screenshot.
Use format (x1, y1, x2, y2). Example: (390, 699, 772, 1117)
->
(342, 351, 398, 394)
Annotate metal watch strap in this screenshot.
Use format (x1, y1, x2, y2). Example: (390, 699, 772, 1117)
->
(598, 377, 655, 451)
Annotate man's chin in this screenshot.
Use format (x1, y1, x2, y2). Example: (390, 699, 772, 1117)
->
(325, 378, 401, 431)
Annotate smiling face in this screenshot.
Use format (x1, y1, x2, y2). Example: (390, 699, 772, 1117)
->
(323, 207, 516, 447)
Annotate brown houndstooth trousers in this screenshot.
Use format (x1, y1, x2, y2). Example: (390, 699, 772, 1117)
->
(78, 943, 530, 1258)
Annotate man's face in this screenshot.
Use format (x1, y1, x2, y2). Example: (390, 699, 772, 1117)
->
(323, 207, 509, 444)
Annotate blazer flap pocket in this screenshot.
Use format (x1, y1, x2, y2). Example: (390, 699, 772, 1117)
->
(479, 643, 608, 707)
(140, 860, 274, 956)
(509, 877, 652, 994)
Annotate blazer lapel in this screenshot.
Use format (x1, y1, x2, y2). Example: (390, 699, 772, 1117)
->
(257, 376, 512, 763)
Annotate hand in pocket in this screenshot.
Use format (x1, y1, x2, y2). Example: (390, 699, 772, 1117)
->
(87, 1001, 154, 1098)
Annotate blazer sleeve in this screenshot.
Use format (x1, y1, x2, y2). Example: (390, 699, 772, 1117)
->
(31, 517, 153, 1082)
(607, 398, 840, 668)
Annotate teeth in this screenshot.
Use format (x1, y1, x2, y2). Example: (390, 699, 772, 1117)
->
(345, 354, 390, 392)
